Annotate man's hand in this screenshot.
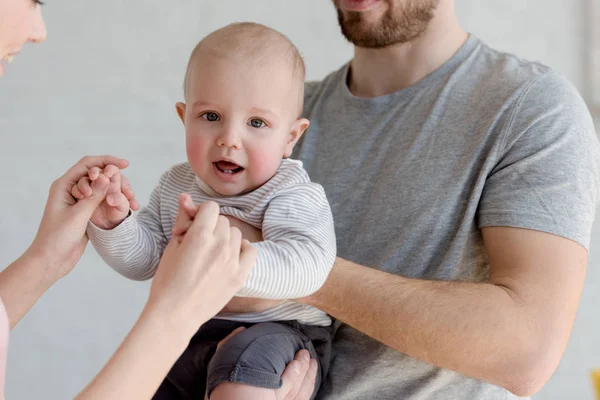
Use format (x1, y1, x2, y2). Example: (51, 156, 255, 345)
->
(71, 164, 139, 230)
(276, 349, 319, 400)
(207, 327, 318, 400)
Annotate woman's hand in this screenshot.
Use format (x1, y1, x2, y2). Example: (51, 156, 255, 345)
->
(76, 197, 257, 400)
(0, 156, 130, 328)
(27, 155, 130, 280)
(146, 196, 257, 337)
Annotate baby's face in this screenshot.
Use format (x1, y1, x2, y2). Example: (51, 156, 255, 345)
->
(178, 56, 307, 196)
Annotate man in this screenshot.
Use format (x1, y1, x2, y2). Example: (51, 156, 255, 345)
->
(291, 0, 600, 399)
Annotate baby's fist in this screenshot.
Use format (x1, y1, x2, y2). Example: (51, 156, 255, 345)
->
(71, 165, 139, 230)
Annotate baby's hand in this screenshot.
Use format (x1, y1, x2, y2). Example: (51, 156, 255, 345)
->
(172, 193, 199, 240)
(71, 164, 140, 230)
(172, 194, 263, 242)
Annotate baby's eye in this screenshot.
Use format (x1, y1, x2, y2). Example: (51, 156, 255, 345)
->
(249, 118, 266, 128)
(201, 112, 220, 122)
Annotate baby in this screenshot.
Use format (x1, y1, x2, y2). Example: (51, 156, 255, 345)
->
(75, 23, 336, 400)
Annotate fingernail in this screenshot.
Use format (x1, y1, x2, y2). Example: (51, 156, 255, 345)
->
(301, 350, 310, 361)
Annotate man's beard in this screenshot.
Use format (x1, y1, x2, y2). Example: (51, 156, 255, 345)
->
(336, 0, 440, 48)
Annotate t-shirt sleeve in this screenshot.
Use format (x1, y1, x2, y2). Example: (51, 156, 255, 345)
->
(478, 72, 600, 249)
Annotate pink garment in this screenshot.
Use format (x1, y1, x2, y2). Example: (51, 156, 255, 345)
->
(0, 298, 8, 400)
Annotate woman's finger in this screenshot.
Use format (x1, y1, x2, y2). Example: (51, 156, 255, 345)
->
(213, 215, 231, 240)
(172, 194, 194, 237)
(185, 201, 220, 240)
(230, 227, 242, 258)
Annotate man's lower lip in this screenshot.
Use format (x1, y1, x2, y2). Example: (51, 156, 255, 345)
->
(339, 0, 380, 12)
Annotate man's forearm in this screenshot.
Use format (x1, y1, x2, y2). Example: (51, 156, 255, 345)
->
(304, 258, 547, 395)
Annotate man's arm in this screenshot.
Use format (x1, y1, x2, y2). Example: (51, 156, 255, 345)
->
(303, 227, 586, 397)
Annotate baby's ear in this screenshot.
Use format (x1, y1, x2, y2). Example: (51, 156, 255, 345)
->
(175, 102, 186, 124)
(284, 118, 310, 158)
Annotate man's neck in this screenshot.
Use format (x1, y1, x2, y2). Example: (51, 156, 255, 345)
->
(348, 2, 468, 98)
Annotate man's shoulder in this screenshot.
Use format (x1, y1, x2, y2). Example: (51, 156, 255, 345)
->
(473, 39, 590, 126)
(466, 38, 561, 103)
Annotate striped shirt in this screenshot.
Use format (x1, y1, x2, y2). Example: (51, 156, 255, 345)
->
(87, 158, 336, 326)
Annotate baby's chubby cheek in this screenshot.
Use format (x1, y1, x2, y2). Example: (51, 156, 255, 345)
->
(247, 153, 283, 187)
(185, 137, 208, 171)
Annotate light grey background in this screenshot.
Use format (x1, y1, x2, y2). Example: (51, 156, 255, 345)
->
(0, 1, 597, 399)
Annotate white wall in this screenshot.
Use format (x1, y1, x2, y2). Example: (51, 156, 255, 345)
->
(0, 1, 596, 399)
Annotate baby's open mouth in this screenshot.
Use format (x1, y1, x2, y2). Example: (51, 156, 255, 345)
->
(214, 161, 244, 175)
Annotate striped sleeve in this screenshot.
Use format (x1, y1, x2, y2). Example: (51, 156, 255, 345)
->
(236, 183, 337, 299)
(86, 172, 169, 281)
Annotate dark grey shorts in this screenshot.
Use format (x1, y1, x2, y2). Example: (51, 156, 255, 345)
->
(153, 319, 333, 400)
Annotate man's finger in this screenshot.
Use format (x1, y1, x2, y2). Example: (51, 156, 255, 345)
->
(295, 359, 318, 400)
(277, 350, 311, 400)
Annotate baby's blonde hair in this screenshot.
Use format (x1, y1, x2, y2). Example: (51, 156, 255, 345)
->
(183, 22, 306, 115)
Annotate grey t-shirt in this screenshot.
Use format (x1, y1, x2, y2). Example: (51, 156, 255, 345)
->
(294, 35, 600, 399)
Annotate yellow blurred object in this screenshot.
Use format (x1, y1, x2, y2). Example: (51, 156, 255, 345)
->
(592, 369, 600, 400)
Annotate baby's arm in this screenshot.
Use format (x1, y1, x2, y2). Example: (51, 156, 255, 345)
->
(236, 183, 336, 299)
(86, 171, 170, 281)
